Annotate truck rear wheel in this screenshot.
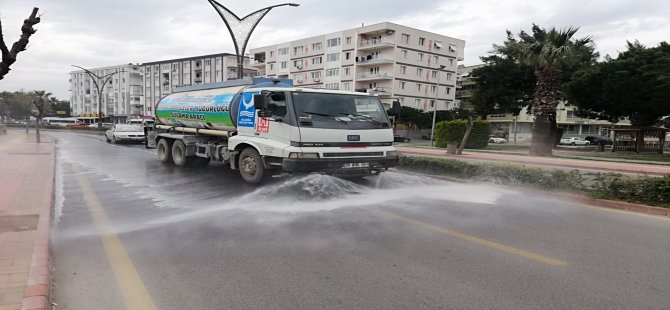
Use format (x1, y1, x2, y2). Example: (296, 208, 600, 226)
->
(238, 147, 266, 184)
(171, 140, 189, 167)
(157, 138, 172, 164)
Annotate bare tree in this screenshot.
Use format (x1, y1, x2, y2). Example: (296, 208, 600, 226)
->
(16, 90, 50, 142)
(0, 7, 41, 81)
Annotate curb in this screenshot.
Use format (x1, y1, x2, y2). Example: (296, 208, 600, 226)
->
(21, 139, 55, 310)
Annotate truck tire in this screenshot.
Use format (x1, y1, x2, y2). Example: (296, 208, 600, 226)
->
(171, 140, 189, 167)
(157, 138, 172, 164)
(238, 147, 266, 184)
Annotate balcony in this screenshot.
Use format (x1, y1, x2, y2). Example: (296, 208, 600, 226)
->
(356, 72, 393, 81)
(355, 57, 394, 66)
(358, 37, 395, 50)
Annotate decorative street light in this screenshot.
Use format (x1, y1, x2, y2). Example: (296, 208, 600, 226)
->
(72, 65, 122, 128)
(207, 0, 299, 79)
(430, 65, 447, 147)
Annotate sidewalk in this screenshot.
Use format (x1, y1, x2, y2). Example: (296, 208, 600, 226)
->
(0, 130, 54, 310)
(396, 146, 670, 176)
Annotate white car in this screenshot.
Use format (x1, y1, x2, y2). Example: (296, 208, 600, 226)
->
(105, 124, 145, 144)
(489, 137, 507, 144)
(560, 137, 590, 146)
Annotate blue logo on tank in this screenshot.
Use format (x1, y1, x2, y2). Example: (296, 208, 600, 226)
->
(238, 92, 258, 128)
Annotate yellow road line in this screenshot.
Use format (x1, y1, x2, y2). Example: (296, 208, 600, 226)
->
(75, 167, 158, 310)
(376, 210, 568, 267)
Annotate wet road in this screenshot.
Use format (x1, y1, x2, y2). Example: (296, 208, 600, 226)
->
(50, 131, 670, 309)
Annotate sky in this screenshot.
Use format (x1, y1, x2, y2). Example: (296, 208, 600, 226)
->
(0, 0, 668, 100)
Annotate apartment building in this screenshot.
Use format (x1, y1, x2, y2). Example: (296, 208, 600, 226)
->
(142, 53, 255, 112)
(70, 64, 144, 123)
(456, 64, 485, 111)
(69, 53, 256, 121)
(249, 22, 465, 110)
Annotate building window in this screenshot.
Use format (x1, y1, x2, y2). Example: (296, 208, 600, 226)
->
(567, 110, 577, 119)
(369, 67, 380, 75)
(400, 65, 406, 74)
(270, 51, 274, 57)
(344, 67, 351, 75)
(429, 99, 434, 108)
(310, 71, 321, 79)
(401, 50, 408, 58)
(281, 61, 287, 69)
(342, 82, 351, 91)
(449, 58, 454, 66)
(399, 81, 405, 90)
(433, 56, 439, 63)
(417, 83, 422, 91)
(312, 42, 322, 50)
(278, 47, 288, 55)
(293, 46, 303, 55)
(326, 68, 340, 77)
(269, 64, 274, 70)
(312, 57, 323, 65)
(431, 85, 437, 93)
(345, 52, 351, 60)
(432, 71, 437, 79)
(416, 68, 423, 76)
(327, 37, 341, 47)
(326, 53, 340, 62)
(418, 53, 424, 61)
(445, 87, 451, 94)
(346, 37, 352, 45)
(414, 98, 421, 108)
(293, 60, 302, 68)
(205, 60, 211, 66)
(419, 37, 426, 46)
(325, 82, 339, 90)
(401, 33, 410, 44)
(446, 73, 453, 80)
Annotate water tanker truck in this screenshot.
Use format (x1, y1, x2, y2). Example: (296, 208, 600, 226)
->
(146, 77, 399, 184)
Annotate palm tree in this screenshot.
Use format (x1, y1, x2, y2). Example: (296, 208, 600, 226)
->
(497, 25, 594, 156)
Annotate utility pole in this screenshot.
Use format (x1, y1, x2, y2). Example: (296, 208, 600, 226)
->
(207, 0, 299, 79)
(72, 65, 122, 128)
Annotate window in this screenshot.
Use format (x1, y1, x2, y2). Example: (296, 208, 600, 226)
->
(567, 110, 577, 119)
(345, 37, 352, 45)
(311, 57, 323, 65)
(445, 87, 451, 95)
(419, 37, 426, 46)
(278, 47, 288, 55)
(399, 81, 406, 90)
(369, 67, 380, 75)
(345, 52, 351, 60)
(266, 92, 288, 119)
(414, 98, 421, 108)
(416, 68, 423, 76)
(449, 58, 454, 66)
(344, 67, 351, 76)
(400, 65, 406, 74)
(418, 53, 424, 61)
(312, 42, 322, 50)
(417, 83, 422, 91)
(401, 33, 410, 44)
(293, 46, 303, 55)
(446, 73, 453, 80)
(281, 61, 287, 69)
(310, 71, 321, 79)
(430, 100, 435, 108)
(325, 82, 339, 90)
(326, 68, 340, 77)
(205, 60, 211, 66)
(342, 82, 351, 91)
(327, 38, 341, 47)
(269, 64, 274, 70)
(433, 56, 439, 63)
(401, 50, 408, 58)
(326, 53, 340, 62)
(293, 60, 302, 68)
(270, 51, 274, 57)
(431, 71, 437, 79)
(431, 85, 437, 93)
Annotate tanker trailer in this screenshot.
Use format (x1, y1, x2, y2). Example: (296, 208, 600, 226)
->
(147, 77, 399, 184)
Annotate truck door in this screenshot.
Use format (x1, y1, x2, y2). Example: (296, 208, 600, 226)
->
(255, 91, 296, 157)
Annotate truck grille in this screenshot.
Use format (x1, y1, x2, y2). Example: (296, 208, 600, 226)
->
(322, 152, 384, 158)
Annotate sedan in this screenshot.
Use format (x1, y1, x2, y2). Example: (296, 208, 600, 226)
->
(105, 124, 145, 144)
(489, 137, 507, 144)
(559, 137, 590, 146)
(585, 135, 613, 146)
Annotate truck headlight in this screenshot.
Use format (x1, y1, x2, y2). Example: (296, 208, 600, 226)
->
(386, 151, 397, 157)
(289, 152, 320, 159)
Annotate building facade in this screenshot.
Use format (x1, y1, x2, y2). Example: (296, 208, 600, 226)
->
(70, 64, 144, 123)
(69, 53, 255, 122)
(456, 64, 485, 111)
(249, 22, 465, 110)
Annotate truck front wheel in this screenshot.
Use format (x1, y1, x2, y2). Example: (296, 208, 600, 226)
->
(157, 138, 172, 164)
(238, 147, 266, 184)
(171, 140, 190, 167)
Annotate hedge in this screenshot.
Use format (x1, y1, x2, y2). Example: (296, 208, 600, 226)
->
(590, 173, 670, 208)
(435, 120, 491, 149)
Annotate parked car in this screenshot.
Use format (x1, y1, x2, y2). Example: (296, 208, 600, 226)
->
(67, 122, 88, 127)
(489, 137, 507, 144)
(421, 133, 435, 141)
(394, 135, 410, 143)
(105, 124, 145, 144)
(559, 137, 591, 146)
(585, 135, 613, 146)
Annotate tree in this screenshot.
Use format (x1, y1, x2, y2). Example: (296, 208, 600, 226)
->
(470, 56, 535, 118)
(15, 90, 51, 142)
(566, 41, 670, 126)
(0, 7, 41, 81)
(492, 24, 596, 156)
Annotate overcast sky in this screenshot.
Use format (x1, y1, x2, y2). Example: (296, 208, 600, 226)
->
(1, 0, 668, 100)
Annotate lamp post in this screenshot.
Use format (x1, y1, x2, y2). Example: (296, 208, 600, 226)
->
(72, 65, 122, 128)
(430, 65, 446, 147)
(207, 0, 299, 79)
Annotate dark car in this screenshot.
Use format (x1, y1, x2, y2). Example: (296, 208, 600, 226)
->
(394, 135, 410, 143)
(585, 136, 613, 146)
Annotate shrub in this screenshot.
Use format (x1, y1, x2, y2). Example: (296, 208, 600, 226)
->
(591, 173, 670, 208)
(434, 120, 491, 149)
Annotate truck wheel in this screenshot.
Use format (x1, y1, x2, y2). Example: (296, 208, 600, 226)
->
(157, 138, 172, 164)
(171, 140, 190, 167)
(238, 147, 265, 184)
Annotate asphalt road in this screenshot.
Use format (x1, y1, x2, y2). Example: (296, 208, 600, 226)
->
(50, 131, 670, 309)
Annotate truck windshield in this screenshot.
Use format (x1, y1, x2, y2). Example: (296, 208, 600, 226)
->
(292, 92, 390, 129)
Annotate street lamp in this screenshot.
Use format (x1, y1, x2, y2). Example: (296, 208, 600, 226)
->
(72, 65, 123, 128)
(430, 65, 446, 147)
(207, 0, 299, 79)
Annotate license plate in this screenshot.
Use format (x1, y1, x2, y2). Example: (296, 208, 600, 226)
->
(342, 162, 369, 168)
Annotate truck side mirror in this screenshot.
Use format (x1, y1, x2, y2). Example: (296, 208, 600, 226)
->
(253, 94, 267, 110)
(392, 100, 401, 114)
